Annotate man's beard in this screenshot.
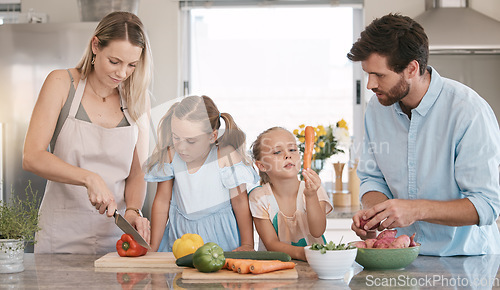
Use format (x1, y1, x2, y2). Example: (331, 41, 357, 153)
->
(373, 74, 410, 106)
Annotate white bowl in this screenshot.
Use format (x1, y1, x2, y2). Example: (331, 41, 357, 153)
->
(304, 246, 358, 279)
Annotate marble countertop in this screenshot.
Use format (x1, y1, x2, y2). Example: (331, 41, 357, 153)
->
(3, 253, 499, 289)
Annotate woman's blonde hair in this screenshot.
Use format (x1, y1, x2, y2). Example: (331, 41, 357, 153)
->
(76, 11, 153, 122)
(251, 126, 289, 185)
(146, 95, 250, 172)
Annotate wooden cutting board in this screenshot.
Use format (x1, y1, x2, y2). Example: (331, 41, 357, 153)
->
(182, 267, 298, 280)
(94, 252, 178, 268)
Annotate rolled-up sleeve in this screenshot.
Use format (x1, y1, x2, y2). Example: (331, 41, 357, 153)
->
(455, 104, 500, 227)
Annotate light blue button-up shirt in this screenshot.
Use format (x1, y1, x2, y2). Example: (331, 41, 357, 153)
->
(358, 67, 500, 256)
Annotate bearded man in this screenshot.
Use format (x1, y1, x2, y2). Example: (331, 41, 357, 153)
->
(348, 13, 500, 256)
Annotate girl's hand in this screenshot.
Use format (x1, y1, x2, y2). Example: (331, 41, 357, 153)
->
(232, 244, 255, 251)
(302, 168, 321, 197)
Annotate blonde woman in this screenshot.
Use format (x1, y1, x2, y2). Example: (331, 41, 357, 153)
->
(23, 11, 153, 254)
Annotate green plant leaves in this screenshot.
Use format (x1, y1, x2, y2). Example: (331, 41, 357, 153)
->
(0, 181, 41, 242)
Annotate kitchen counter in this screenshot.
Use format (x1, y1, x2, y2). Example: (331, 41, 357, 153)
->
(327, 205, 360, 219)
(3, 253, 499, 289)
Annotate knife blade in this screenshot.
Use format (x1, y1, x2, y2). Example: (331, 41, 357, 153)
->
(113, 210, 151, 250)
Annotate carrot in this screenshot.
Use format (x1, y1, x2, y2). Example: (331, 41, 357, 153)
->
(236, 259, 257, 274)
(232, 259, 243, 272)
(225, 258, 237, 271)
(249, 261, 296, 274)
(237, 260, 280, 274)
(232, 259, 258, 272)
(222, 258, 230, 269)
(303, 126, 315, 169)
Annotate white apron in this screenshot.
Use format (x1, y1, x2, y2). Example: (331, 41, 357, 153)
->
(35, 78, 138, 254)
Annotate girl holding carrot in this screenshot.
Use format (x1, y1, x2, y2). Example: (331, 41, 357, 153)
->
(144, 95, 259, 252)
(249, 127, 333, 261)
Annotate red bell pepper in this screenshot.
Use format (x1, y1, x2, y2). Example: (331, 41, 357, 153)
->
(116, 272, 149, 290)
(116, 234, 148, 257)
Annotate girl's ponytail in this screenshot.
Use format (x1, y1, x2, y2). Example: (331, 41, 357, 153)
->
(145, 95, 251, 172)
(218, 112, 250, 165)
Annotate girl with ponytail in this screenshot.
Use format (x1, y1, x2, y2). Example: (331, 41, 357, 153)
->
(144, 95, 258, 252)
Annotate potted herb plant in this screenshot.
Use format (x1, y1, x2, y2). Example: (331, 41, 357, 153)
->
(0, 181, 41, 273)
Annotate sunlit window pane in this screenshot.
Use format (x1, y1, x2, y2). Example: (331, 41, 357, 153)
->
(189, 7, 354, 182)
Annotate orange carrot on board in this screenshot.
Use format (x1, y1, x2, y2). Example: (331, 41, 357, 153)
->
(243, 259, 281, 274)
(232, 259, 243, 272)
(223, 258, 234, 269)
(235, 259, 280, 274)
(303, 126, 315, 170)
(226, 259, 238, 271)
(232, 259, 259, 272)
(236, 259, 257, 274)
(249, 261, 296, 274)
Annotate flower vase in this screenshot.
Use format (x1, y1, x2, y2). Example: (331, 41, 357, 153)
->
(333, 162, 345, 192)
(311, 159, 324, 174)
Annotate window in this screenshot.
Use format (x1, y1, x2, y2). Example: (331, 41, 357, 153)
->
(182, 5, 362, 183)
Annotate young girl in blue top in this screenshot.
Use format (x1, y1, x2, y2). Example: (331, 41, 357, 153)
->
(144, 95, 258, 252)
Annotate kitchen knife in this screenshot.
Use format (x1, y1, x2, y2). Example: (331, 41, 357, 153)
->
(113, 210, 151, 250)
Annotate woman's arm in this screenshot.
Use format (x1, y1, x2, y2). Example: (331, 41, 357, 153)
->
(123, 147, 150, 242)
(230, 184, 254, 251)
(22, 69, 117, 215)
(254, 217, 306, 261)
(150, 180, 173, 251)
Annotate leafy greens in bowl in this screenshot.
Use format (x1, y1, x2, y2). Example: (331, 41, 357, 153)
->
(305, 239, 358, 279)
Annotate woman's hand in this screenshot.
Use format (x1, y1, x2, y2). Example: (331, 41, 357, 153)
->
(85, 173, 117, 216)
(302, 168, 321, 197)
(125, 211, 151, 244)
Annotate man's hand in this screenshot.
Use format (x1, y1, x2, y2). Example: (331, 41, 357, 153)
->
(362, 199, 421, 230)
(352, 209, 377, 240)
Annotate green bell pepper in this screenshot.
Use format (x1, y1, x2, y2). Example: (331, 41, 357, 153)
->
(192, 242, 225, 273)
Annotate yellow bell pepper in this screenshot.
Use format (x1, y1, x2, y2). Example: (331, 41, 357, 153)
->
(172, 233, 204, 259)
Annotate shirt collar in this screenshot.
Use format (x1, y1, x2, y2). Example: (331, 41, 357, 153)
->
(393, 66, 444, 117)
